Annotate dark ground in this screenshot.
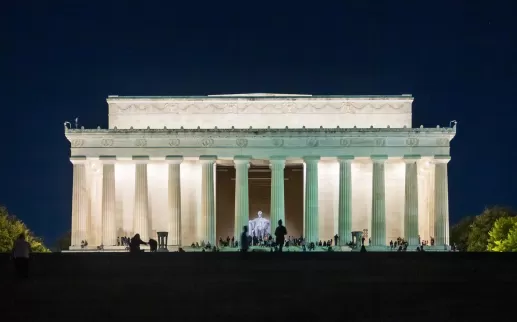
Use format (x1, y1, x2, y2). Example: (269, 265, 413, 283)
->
(0, 252, 515, 321)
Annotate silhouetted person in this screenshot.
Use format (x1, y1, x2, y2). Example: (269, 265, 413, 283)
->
(274, 220, 287, 252)
(360, 245, 367, 252)
(361, 237, 365, 245)
(240, 226, 249, 252)
(12, 233, 31, 278)
(148, 238, 158, 252)
(334, 234, 339, 246)
(129, 234, 147, 253)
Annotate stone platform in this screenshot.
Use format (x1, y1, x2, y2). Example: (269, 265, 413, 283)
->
(1, 252, 516, 320)
(65, 244, 447, 252)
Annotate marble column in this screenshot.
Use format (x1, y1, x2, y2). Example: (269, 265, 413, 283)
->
(404, 155, 420, 246)
(234, 156, 251, 240)
(133, 157, 150, 241)
(434, 155, 451, 246)
(101, 157, 117, 246)
(166, 156, 183, 246)
(303, 156, 320, 243)
(371, 155, 387, 247)
(338, 156, 354, 245)
(71, 157, 89, 246)
(270, 157, 286, 233)
(200, 156, 217, 245)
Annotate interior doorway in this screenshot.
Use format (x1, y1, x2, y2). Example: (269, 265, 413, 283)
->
(215, 164, 303, 240)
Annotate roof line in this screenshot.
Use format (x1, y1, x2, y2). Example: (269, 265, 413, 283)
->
(107, 94, 413, 99)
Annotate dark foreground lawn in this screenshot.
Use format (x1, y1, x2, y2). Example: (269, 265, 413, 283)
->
(0, 252, 515, 321)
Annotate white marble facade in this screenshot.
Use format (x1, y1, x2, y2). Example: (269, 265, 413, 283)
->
(65, 93, 456, 249)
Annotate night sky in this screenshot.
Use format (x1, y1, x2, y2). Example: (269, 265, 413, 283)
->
(2, 1, 516, 246)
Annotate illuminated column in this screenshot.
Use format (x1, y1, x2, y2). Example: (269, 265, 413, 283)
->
(303, 156, 320, 243)
(200, 156, 217, 245)
(404, 155, 420, 246)
(133, 156, 150, 241)
(71, 157, 89, 246)
(101, 157, 117, 246)
(234, 156, 250, 239)
(166, 156, 183, 246)
(371, 155, 387, 247)
(270, 156, 286, 233)
(338, 156, 354, 245)
(434, 155, 450, 246)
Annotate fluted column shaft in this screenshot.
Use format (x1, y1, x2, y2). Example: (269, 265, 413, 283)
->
(133, 159, 150, 241)
(234, 156, 250, 239)
(303, 156, 320, 243)
(404, 155, 420, 246)
(434, 156, 450, 246)
(71, 160, 89, 246)
(371, 155, 387, 246)
(338, 156, 354, 245)
(270, 157, 286, 232)
(167, 156, 183, 246)
(200, 156, 217, 245)
(101, 160, 116, 246)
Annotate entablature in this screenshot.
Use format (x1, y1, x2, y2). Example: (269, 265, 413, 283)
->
(65, 126, 455, 159)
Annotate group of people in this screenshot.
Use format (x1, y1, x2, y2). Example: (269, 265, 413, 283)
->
(117, 236, 132, 247)
(240, 219, 288, 252)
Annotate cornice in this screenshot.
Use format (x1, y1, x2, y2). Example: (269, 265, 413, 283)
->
(65, 126, 455, 136)
(65, 126, 456, 153)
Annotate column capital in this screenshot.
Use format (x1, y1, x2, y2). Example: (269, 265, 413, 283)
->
(269, 158, 286, 169)
(269, 155, 287, 161)
(199, 155, 217, 164)
(371, 154, 388, 162)
(70, 156, 87, 165)
(99, 155, 117, 164)
(303, 156, 320, 163)
(337, 155, 355, 162)
(132, 155, 149, 164)
(403, 154, 421, 163)
(233, 155, 252, 165)
(433, 155, 451, 164)
(165, 155, 183, 164)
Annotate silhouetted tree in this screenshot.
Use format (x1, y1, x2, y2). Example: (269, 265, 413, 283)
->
(56, 231, 71, 251)
(450, 216, 474, 251)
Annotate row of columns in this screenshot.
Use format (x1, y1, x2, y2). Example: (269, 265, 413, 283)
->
(71, 154, 450, 248)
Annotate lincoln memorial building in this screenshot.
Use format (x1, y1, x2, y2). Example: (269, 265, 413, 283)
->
(64, 93, 456, 251)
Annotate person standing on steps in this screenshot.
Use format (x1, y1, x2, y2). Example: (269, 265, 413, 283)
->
(274, 220, 287, 252)
(240, 226, 249, 252)
(12, 233, 31, 278)
(129, 234, 147, 253)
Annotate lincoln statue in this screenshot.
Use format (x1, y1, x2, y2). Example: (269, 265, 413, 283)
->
(249, 211, 271, 238)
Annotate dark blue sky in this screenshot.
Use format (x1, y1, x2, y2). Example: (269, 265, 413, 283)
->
(2, 1, 516, 246)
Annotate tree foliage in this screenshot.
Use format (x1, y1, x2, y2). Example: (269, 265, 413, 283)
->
(487, 216, 517, 252)
(56, 231, 71, 251)
(0, 206, 50, 253)
(450, 216, 474, 252)
(467, 206, 517, 252)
